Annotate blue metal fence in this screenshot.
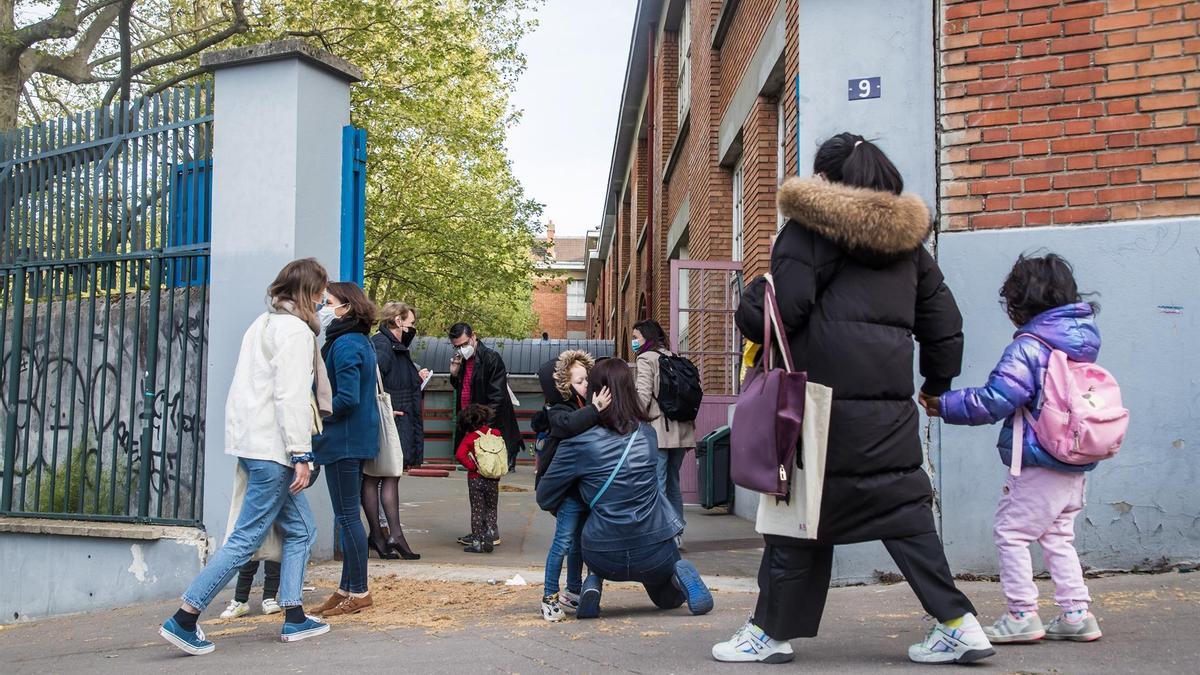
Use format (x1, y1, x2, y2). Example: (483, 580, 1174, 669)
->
(0, 84, 212, 525)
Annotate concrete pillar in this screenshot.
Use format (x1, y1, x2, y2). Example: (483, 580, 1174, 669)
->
(200, 41, 362, 558)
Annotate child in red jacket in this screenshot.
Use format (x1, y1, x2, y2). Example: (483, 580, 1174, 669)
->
(455, 404, 502, 554)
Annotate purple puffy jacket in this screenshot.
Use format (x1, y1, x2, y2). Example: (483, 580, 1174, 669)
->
(939, 302, 1099, 472)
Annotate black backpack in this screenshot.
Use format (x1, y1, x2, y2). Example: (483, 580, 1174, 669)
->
(655, 351, 703, 422)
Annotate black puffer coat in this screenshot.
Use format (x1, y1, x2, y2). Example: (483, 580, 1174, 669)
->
(735, 178, 964, 544)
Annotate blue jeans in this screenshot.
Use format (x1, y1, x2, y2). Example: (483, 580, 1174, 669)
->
(656, 447, 687, 529)
(584, 539, 686, 610)
(182, 458, 315, 611)
(325, 458, 369, 593)
(543, 495, 585, 596)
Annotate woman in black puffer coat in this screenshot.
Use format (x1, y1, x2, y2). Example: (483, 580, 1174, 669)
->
(712, 134, 993, 666)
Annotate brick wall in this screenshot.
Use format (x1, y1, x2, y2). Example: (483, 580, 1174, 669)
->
(742, 98, 779, 281)
(940, 0, 1200, 230)
(532, 277, 568, 338)
(655, 30, 680, 333)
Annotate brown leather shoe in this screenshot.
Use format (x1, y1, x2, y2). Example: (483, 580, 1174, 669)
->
(315, 591, 347, 615)
(321, 593, 373, 617)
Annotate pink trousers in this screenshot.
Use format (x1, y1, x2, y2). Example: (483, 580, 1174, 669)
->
(993, 466, 1091, 613)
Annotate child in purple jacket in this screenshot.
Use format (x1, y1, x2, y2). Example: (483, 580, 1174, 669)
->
(924, 253, 1103, 646)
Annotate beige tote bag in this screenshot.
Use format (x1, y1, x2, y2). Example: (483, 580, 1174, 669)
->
(364, 367, 405, 477)
(225, 463, 284, 562)
(754, 381, 832, 540)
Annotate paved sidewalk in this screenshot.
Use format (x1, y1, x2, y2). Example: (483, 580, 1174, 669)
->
(3, 470, 1197, 673)
(1, 569, 1196, 674)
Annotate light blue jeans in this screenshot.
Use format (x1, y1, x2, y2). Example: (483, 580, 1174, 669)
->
(656, 447, 687, 529)
(543, 495, 585, 597)
(182, 458, 316, 611)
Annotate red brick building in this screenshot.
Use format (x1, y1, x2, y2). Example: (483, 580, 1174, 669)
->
(585, 0, 1198, 350)
(584, 0, 1199, 569)
(532, 223, 594, 339)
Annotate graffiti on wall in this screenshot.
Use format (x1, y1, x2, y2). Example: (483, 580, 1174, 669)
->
(0, 287, 207, 521)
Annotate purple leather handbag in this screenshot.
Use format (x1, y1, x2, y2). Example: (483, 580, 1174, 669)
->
(730, 274, 807, 497)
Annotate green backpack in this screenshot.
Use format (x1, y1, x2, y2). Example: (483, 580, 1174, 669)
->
(472, 432, 509, 479)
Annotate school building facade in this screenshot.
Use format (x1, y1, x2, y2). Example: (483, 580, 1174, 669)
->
(584, 0, 1198, 580)
(531, 223, 594, 339)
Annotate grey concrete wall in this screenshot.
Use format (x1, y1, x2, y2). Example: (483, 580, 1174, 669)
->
(937, 218, 1200, 573)
(795, 0, 936, 207)
(0, 529, 205, 622)
(789, 0, 939, 584)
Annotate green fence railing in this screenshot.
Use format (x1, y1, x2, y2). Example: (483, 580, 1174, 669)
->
(0, 84, 211, 525)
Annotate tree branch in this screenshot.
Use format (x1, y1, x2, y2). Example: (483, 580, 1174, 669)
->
(142, 65, 204, 98)
(100, 0, 246, 106)
(88, 16, 226, 69)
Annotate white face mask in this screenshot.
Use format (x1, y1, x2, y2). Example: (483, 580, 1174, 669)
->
(457, 344, 475, 360)
(317, 306, 337, 330)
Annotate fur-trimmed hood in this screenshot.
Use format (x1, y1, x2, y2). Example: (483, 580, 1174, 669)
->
(554, 350, 595, 400)
(777, 177, 932, 257)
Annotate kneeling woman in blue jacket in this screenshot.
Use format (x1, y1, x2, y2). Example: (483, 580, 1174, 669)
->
(313, 282, 380, 618)
(536, 357, 713, 619)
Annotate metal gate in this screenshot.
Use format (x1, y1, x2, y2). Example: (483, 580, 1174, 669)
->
(669, 259, 743, 505)
(0, 84, 212, 525)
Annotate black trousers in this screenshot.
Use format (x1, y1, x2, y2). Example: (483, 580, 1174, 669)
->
(233, 559, 281, 603)
(752, 532, 976, 640)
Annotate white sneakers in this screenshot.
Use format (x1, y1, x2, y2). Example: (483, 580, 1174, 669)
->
(908, 613, 996, 665)
(558, 590, 580, 612)
(1046, 611, 1102, 642)
(220, 598, 282, 619)
(219, 600, 249, 619)
(711, 620, 795, 664)
(541, 595, 566, 623)
(985, 612, 1046, 643)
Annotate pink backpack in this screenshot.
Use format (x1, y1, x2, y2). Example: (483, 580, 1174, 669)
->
(1010, 333, 1129, 476)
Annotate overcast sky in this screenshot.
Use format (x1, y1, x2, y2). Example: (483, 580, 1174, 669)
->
(506, 0, 638, 238)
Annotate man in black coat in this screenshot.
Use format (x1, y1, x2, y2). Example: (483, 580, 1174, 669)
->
(448, 323, 525, 472)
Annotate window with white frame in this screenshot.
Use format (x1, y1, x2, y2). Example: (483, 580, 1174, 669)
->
(677, 1, 691, 125)
(731, 159, 744, 262)
(566, 279, 586, 319)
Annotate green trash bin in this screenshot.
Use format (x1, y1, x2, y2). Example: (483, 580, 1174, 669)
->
(696, 425, 732, 509)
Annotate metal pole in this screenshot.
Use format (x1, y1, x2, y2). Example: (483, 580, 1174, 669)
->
(2, 267, 26, 512)
(136, 256, 162, 520)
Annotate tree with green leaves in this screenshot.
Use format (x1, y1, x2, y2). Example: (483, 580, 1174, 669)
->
(250, 0, 546, 338)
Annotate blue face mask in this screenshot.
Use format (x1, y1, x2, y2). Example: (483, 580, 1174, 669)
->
(631, 338, 641, 353)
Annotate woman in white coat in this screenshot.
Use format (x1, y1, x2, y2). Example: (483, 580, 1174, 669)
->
(159, 258, 331, 656)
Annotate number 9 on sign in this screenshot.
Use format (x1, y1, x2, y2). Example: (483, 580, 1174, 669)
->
(849, 77, 881, 100)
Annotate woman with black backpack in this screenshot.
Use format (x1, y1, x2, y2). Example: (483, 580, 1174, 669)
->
(632, 319, 697, 544)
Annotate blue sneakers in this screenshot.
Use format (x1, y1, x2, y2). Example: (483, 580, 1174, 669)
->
(672, 559, 714, 615)
(280, 615, 331, 643)
(576, 573, 603, 619)
(159, 617, 215, 656)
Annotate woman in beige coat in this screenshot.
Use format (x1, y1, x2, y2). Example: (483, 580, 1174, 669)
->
(632, 319, 696, 538)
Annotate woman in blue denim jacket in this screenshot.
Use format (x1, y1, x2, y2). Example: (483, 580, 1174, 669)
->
(536, 358, 713, 620)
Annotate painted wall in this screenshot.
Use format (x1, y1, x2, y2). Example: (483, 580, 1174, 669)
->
(795, 0, 936, 207)
(0, 531, 206, 621)
(937, 218, 1200, 573)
